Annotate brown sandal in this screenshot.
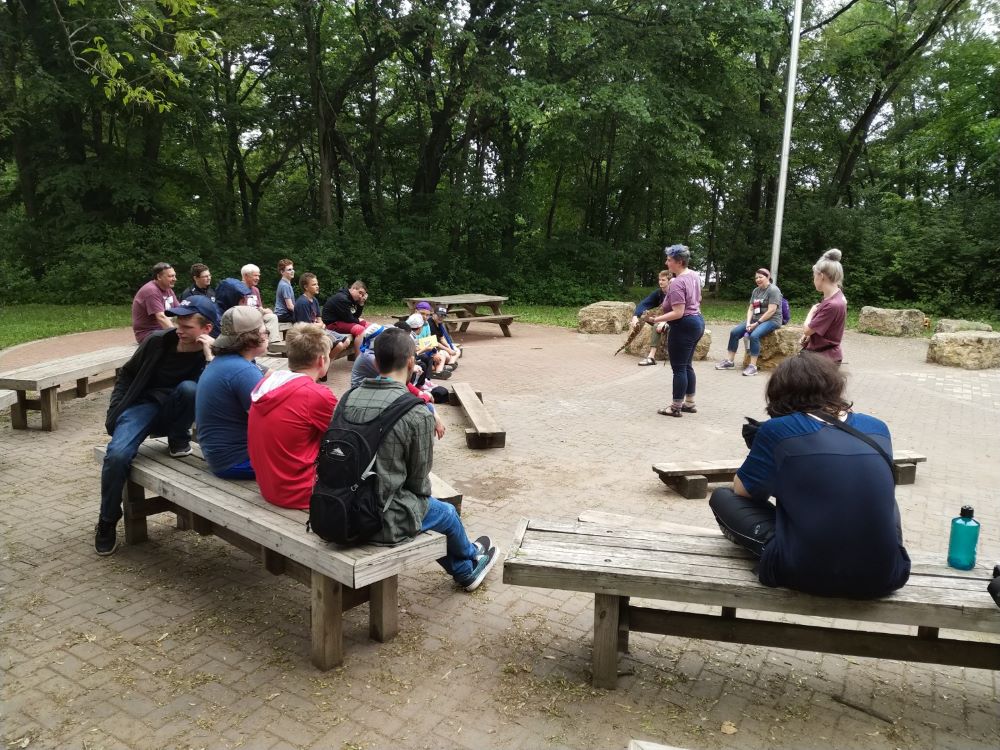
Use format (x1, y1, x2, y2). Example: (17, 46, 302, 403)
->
(657, 405, 682, 417)
(638, 357, 656, 366)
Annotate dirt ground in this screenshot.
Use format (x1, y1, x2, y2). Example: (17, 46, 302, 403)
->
(1, 319, 998, 750)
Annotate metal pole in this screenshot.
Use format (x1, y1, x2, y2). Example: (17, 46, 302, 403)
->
(769, 0, 804, 284)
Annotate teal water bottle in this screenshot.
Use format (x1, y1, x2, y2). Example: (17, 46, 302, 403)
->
(947, 506, 980, 570)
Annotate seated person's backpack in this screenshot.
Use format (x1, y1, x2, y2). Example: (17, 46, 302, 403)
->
(308, 389, 423, 545)
(781, 297, 791, 325)
(215, 278, 252, 312)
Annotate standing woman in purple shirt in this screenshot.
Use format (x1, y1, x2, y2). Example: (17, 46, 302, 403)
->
(652, 244, 705, 417)
(801, 249, 846, 363)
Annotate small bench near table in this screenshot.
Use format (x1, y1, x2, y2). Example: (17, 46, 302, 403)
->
(652, 449, 927, 499)
(504, 510, 1000, 689)
(450, 382, 506, 449)
(0, 345, 136, 430)
(93, 438, 449, 670)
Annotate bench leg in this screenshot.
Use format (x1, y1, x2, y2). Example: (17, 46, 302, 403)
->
(665, 474, 708, 499)
(893, 462, 917, 485)
(369, 577, 399, 643)
(500, 323, 512, 337)
(11, 392, 28, 430)
(459, 322, 471, 333)
(76, 377, 89, 397)
(311, 571, 344, 670)
(593, 593, 622, 689)
(617, 596, 630, 654)
(39, 387, 58, 431)
(123, 480, 148, 544)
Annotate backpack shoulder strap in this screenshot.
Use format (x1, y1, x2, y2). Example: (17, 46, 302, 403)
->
(809, 410, 894, 473)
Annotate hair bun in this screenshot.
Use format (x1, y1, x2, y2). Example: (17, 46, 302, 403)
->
(823, 248, 842, 262)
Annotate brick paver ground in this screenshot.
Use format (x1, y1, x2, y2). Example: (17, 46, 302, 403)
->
(2, 320, 998, 750)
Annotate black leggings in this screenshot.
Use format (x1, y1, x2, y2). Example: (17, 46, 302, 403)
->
(708, 487, 776, 558)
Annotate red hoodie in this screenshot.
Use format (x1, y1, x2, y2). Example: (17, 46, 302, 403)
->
(248, 370, 337, 509)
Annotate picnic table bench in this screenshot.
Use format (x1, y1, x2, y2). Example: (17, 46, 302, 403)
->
(450, 382, 506, 449)
(503, 510, 1000, 689)
(93, 438, 450, 670)
(0, 345, 136, 430)
(405, 294, 518, 337)
(652, 449, 927, 499)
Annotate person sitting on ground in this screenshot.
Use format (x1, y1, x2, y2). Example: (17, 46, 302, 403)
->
(338, 327, 496, 590)
(630, 270, 672, 365)
(132, 262, 179, 343)
(248, 324, 339, 509)
(96, 296, 218, 555)
(321, 280, 369, 356)
(293, 272, 352, 359)
(715, 268, 783, 377)
(240, 263, 282, 349)
(801, 249, 847, 364)
(195, 307, 269, 479)
(180, 263, 217, 304)
(708, 352, 910, 598)
(274, 258, 296, 323)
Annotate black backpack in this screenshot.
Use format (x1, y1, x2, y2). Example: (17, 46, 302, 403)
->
(308, 388, 423, 545)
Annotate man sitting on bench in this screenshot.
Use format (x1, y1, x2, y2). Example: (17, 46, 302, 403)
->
(708, 352, 910, 598)
(322, 280, 369, 357)
(293, 273, 351, 359)
(132, 262, 179, 343)
(96, 296, 219, 555)
(338, 327, 496, 591)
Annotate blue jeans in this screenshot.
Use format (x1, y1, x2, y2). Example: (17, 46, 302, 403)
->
(215, 459, 255, 480)
(420, 497, 477, 583)
(99, 381, 197, 523)
(727, 319, 780, 358)
(667, 314, 705, 402)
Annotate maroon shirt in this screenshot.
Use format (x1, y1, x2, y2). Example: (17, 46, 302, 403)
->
(132, 280, 176, 343)
(243, 286, 264, 309)
(804, 290, 846, 362)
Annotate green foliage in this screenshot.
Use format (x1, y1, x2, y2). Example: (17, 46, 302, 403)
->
(0, 305, 131, 350)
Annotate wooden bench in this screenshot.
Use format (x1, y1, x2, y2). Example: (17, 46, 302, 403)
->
(652, 449, 927, 499)
(0, 345, 136, 430)
(503, 510, 1000, 689)
(267, 333, 353, 359)
(448, 314, 518, 338)
(450, 382, 506, 449)
(93, 438, 448, 670)
(0, 389, 16, 412)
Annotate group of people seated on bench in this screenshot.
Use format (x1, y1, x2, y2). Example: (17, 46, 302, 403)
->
(102, 264, 498, 593)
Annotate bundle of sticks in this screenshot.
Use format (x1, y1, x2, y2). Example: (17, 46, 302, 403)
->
(613, 309, 659, 356)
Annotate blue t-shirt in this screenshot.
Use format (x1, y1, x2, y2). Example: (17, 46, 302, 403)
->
(195, 354, 265, 475)
(293, 294, 320, 324)
(275, 279, 295, 322)
(737, 412, 910, 598)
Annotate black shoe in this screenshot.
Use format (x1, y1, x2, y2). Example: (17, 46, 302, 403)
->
(434, 369, 452, 380)
(473, 535, 492, 557)
(95, 519, 119, 556)
(989, 565, 1000, 609)
(168, 440, 192, 458)
(461, 545, 499, 592)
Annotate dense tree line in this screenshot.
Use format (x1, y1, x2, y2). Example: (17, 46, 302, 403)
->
(1, 0, 997, 312)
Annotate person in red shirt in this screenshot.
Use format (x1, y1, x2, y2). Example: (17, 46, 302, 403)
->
(248, 324, 337, 509)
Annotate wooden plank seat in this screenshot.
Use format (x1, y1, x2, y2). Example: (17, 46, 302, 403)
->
(267, 333, 353, 358)
(652, 449, 928, 498)
(450, 382, 506, 449)
(93, 438, 447, 670)
(0, 345, 136, 431)
(503, 509, 1000, 689)
(0, 389, 16, 412)
(447, 314, 518, 337)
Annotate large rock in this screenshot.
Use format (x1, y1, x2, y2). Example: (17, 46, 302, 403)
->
(578, 301, 635, 334)
(935, 318, 993, 334)
(927, 331, 1000, 370)
(623, 324, 711, 361)
(741, 325, 805, 371)
(858, 306, 926, 337)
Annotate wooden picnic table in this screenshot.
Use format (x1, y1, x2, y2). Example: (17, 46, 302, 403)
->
(404, 294, 516, 337)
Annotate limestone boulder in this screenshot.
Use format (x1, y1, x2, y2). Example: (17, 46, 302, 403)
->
(926, 331, 1000, 370)
(623, 324, 711, 361)
(858, 306, 926, 337)
(934, 318, 993, 334)
(578, 301, 635, 334)
(741, 325, 804, 371)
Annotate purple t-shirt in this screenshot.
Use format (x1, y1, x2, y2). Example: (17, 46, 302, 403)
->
(132, 280, 176, 343)
(243, 286, 264, 309)
(805, 290, 846, 362)
(663, 271, 702, 317)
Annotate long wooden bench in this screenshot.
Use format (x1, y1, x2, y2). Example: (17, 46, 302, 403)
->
(93, 438, 448, 670)
(0, 389, 16, 412)
(652, 449, 927, 498)
(504, 510, 1000, 689)
(447, 314, 518, 337)
(451, 382, 505, 449)
(0, 345, 136, 430)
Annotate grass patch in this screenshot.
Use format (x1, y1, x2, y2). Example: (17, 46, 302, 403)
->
(0, 304, 132, 350)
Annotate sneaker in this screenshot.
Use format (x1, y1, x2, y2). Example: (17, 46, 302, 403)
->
(472, 535, 492, 557)
(94, 519, 119, 556)
(168, 440, 193, 458)
(715, 359, 735, 370)
(742, 364, 758, 377)
(434, 369, 452, 380)
(462, 545, 498, 592)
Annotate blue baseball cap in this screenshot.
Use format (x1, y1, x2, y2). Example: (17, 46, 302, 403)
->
(165, 295, 221, 337)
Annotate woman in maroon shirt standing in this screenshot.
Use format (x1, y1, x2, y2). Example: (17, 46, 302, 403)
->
(801, 249, 846, 363)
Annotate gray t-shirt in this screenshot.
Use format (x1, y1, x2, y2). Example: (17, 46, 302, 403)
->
(350, 351, 380, 388)
(750, 284, 782, 325)
(275, 279, 295, 321)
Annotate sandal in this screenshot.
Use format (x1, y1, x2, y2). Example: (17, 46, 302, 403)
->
(681, 404, 697, 413)
(657, 406, 683, 417)
(638, 357, 656, 366)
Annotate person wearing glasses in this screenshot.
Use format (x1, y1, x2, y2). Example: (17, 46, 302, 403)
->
(180, 263, 216, 304)
(652, 244, 705, 417)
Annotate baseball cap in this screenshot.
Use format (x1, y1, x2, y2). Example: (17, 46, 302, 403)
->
(434, 306, 448, 317)
(405, 313, 424, 330)
(414, 301, 433, 312)
(165, 296, 221, 337)
(215, 306, 264, 349)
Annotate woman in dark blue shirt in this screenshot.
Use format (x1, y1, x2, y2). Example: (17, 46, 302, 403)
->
(709, 352, 910, 598)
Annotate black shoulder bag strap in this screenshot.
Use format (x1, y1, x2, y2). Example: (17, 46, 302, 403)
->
(809, 410, 894, 473)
